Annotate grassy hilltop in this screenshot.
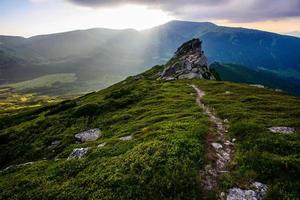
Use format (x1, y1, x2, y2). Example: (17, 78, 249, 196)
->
(0, 64, 299, 199)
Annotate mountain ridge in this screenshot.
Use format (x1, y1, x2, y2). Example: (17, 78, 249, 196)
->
(1, 20, 300, 95)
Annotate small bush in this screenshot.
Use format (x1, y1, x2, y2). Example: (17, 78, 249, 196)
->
(46, 101, 77, 116)
(72, 103, 100, 117)
(230, 120, 264, 140)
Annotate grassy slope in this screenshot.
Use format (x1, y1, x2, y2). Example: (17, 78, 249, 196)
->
(0, 68, 299, 199)
(196, 80, 300, 199)
(210, 62, 300, 96)
(0, 77, 208, 200)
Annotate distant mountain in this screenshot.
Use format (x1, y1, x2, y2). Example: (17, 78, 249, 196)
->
(1, 20, 300, 95)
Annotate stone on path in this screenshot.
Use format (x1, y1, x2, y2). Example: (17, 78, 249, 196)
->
(226, 182, 267, 200)
(211, 142, 223, 150)
(75, 128, 101, 142)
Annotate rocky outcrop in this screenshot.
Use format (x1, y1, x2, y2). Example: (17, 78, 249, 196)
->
(75, 128, 101, 142)
(160, 38, 215, 80)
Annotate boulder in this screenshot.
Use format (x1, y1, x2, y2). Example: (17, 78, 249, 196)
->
(75, 128, 101, 142)
(68, 148, 89, 159)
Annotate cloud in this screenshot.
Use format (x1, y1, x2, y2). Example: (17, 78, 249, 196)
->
(29, 0, 49, 3)
(67, 0, 300, 22)
(68, 0, 226, 7)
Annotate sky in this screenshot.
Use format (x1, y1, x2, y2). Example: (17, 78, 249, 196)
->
(0, 0, 300, 37)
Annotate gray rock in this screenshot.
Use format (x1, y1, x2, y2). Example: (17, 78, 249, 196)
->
(268, 126, 294, 134)
(119, 135, 133, 141)
(75, 128, 101, 142)
(211, 142, 223, 150)
(48, 140, 61, 149)
(250, 84, 265, 88)
(226, 182, 267, 200)
(252, 182, 268, 198)
(51, 140, 61, 146)
(186, 61, 192, 70)
(68, 148, 89, 159)
(97, 143, 107, 147)
(192, 68, 199, 73)
(227, 188, 257, 200)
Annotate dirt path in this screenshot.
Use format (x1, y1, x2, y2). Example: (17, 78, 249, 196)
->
(191, 84, 234, 193)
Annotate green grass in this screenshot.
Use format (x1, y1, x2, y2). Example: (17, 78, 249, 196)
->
(5, 73, 77, 91)
(193, 80, 300, 199)
(0, 67, 299, 199)
(0, 78, 209, 200)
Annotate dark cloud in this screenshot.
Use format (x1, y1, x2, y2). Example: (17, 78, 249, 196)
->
(68, 0, 300, 22)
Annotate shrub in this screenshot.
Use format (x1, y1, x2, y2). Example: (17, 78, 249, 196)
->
(72, 103, 100, 117)
(46, 101, 77, 116)
(230, 120, 264, 140)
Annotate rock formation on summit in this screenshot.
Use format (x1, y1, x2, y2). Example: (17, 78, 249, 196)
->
(160, 38, 215, 80)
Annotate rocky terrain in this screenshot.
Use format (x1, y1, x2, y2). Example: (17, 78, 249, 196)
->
(160, 38, 215, 80)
